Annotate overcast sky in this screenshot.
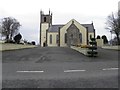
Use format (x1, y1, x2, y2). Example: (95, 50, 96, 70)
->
(0, 0, 119, 44)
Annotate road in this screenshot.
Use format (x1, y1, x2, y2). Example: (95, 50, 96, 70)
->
(2, 47, 119, 88)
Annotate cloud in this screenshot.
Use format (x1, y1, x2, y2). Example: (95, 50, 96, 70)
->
(0, 0, 119, 43)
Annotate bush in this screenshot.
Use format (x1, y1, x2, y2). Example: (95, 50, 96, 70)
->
(31, 41, 36, 45)
(96, 35, 101, 39)
(87, 38, 98, 57)
(27, 42, 32, 45)
(5, 40, 15, 44)
(14, 33, 22, 44)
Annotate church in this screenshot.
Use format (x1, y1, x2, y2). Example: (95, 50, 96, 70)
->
(40, 10, 96, 47)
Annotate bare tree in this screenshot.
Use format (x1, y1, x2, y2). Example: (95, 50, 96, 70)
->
(106, 12, 120, 45)
(0, 17, 21, 42)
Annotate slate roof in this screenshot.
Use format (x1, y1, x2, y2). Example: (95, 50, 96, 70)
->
(48, 24, 94, 33)
(48, 25, 64, 32)
(81, 24, 94, 32)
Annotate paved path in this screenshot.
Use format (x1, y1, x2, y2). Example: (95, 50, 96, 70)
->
(2, 47, 119, 88)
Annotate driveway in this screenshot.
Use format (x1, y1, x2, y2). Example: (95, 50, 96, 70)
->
(2, 47, 119, 88)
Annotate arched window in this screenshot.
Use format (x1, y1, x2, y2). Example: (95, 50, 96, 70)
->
(44, 17, 46, 22)
(79, 33, 82, 43)
(71, 34, 73, 39)
(50, 35, 52, 44)
(56, 35, 59, 44)
(65, 33, 67, 43)
(90, 35, 92, 39)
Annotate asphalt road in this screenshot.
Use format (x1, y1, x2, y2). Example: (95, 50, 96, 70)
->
(2, 47, 119, 88)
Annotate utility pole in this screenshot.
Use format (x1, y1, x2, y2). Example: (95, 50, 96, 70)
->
(110, 30, 112, 46)
(118, 1, 120, 16)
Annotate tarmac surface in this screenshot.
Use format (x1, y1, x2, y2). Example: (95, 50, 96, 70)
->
(2, 47, 119, 88)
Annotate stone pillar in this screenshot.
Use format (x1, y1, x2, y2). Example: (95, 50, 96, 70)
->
(96, 39, 103, 47)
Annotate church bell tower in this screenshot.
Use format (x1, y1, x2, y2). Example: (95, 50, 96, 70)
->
(40, 10, 52, 47)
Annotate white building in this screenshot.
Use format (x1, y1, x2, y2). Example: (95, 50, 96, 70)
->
(40, 10, 96, 47)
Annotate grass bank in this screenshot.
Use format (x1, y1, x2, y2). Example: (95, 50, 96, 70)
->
(0, 43, 37, 51)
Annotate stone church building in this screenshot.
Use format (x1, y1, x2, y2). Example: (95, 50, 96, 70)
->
(40, 10, 96, 47)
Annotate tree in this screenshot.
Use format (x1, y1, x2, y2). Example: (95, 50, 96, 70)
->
(23, 39, 28, 44)
(112, 36, 118, 45)
(14, 33, 22, 44)
(0, 17, 21, 42)
(96, 35, 101, 39)
(31, 41, 36, 45)
(102, 35, 108, 44)
(106, 12, 120, 45)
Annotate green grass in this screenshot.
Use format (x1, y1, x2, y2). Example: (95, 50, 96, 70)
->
(0, 43, 37, 51)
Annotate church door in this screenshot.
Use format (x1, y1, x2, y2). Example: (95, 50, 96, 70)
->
(43, 43, 45, 47)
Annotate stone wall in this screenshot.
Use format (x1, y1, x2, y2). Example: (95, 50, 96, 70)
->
(67, 23, 80, 47)
(96, 39, 103, 47)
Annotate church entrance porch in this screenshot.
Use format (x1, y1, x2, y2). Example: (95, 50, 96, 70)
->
(66, 22, 82, 47)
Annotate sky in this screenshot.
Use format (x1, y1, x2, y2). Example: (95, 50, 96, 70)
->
(0, 0, 119, 44)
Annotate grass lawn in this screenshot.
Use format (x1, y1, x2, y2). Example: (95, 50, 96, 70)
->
(0, 43, 37, 51)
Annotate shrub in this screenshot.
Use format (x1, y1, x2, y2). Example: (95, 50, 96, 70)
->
(27, 42, 32, 45)
(96, 35, 101, 39)
(5, 40, 15, 44)
(14, 33, 22, 44)
(87, 38, 98, 57)
(31, 41, 36, 45)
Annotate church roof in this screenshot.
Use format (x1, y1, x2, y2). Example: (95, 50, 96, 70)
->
(48, 25, 64, 32)
(81, 24, 95, 32)
(48, 23, 94, 33)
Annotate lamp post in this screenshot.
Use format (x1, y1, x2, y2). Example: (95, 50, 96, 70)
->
(118, 1, 120, 16)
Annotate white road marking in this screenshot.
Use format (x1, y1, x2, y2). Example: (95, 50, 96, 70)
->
(102, 68, 119, 71)
(16, 71, 44, 73)
(64, 70, 86, 72)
